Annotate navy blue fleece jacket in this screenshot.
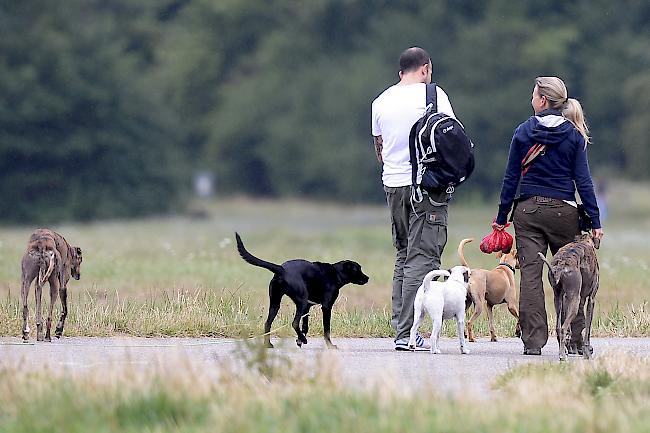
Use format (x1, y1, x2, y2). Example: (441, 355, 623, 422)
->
(496, 109, 601, 228)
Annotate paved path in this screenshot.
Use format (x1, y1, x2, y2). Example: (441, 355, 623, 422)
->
(2, 337, 649, 397)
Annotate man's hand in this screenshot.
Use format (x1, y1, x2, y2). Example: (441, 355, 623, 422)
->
(373, 136, 383, 163)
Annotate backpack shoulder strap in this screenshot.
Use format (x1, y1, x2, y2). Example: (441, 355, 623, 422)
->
(409, 116, 425, 203)
(426, 82, 437, 112)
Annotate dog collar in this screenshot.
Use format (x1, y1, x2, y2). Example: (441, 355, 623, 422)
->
(498, 262, 516, 273)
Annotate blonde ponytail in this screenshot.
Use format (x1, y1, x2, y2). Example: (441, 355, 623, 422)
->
(562, 98, 590, 145)
(535, 76, 591, 145)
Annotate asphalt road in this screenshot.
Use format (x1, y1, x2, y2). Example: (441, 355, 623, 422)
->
(2, 336, 649, 397)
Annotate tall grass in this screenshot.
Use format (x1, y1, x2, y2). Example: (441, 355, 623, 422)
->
(1, 183, 649, 339)
(1, 288, 647, 339)
(0, 350, 649, 432)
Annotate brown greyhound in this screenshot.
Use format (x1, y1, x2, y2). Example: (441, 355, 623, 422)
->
(20, 229, 82, 342)
(458, 238, 521, 342)
(539, 233, 599, 361)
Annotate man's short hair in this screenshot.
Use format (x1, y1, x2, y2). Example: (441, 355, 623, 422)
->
(399, 47, 431, 73)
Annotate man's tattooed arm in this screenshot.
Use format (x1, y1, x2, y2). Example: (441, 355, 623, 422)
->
(373, 135, 383, 163)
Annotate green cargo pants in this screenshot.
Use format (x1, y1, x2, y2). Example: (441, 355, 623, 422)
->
(385, 186, 448, 341)
(513, 196, 582, 351)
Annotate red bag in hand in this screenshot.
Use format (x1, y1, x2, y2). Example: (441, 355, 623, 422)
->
(480, 222, 514, 254)
(501, 231, 514, 253)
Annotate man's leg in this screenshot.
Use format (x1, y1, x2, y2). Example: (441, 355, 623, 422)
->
(385, 186, 410, 335)
(396, 190, 448, 342)
(513, 198, 549, 351)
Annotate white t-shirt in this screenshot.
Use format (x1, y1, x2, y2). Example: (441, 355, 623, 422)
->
(371, 83, 456, 187)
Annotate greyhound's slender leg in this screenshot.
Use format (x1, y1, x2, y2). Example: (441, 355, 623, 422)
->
(553, 288, 562, 343)
(21, 267, 35, 342)
(55, 287, 68, 338)
(583, 295, 596, 359)
(561, 283, 582, 361)
(35, 282, 44, 341)
(486, 304, 497, 342)
(45, 276, 59, 342)
(263, 285, 283, 349)
(556, 292, 567, 361)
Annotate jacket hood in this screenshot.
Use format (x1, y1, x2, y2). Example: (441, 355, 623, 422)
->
(528, 109, 574, 146)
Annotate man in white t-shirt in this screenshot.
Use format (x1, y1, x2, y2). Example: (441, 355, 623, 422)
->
(371, 47, 457, 351)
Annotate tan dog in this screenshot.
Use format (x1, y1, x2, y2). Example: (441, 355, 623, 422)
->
(20, 229, 82, 342)
(458, 238, 520, 342)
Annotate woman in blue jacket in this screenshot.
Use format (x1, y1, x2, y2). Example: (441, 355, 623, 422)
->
(493, 76, 604, 356)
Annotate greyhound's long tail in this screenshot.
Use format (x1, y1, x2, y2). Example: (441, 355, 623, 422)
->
(38, 250, 55, 286)
(457, 238, 474, 268)
(422, 269, 451, 291)
(235, 232, 284, 275)
(537, 252, 559, 285)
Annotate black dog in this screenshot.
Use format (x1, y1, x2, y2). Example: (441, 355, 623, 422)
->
(235, 233, 369, 349)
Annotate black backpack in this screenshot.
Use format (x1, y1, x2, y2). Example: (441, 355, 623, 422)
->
(409, 83, 475, 202)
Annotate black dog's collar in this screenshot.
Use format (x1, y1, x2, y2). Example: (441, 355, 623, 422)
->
(498, 262, 516, 274)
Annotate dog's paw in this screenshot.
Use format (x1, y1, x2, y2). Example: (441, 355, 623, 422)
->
(326, 344, 338, 350)
(265, 341, 274, 349)
(461, 347, 470, 355)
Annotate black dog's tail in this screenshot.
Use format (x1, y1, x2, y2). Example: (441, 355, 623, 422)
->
(537, 252, 559, 285)
(235, 232, 283, 275)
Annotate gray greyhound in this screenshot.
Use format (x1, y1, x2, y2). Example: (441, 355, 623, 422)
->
(539, 233, 599, 361)
(20, 229, 82, 342)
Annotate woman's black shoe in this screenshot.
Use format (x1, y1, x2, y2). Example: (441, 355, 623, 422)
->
(523, 348, 541, 355)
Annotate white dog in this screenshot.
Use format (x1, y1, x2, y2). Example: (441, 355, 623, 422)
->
(408, 266, 471, 354)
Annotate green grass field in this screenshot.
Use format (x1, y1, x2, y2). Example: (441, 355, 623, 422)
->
(1, 181, 649, 339)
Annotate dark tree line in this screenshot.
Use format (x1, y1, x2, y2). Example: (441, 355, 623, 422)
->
(1, 0, 649, 222)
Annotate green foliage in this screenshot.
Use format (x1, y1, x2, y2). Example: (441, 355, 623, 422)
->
(0, 1, 188, 223)
(2, 0, 650, 221)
